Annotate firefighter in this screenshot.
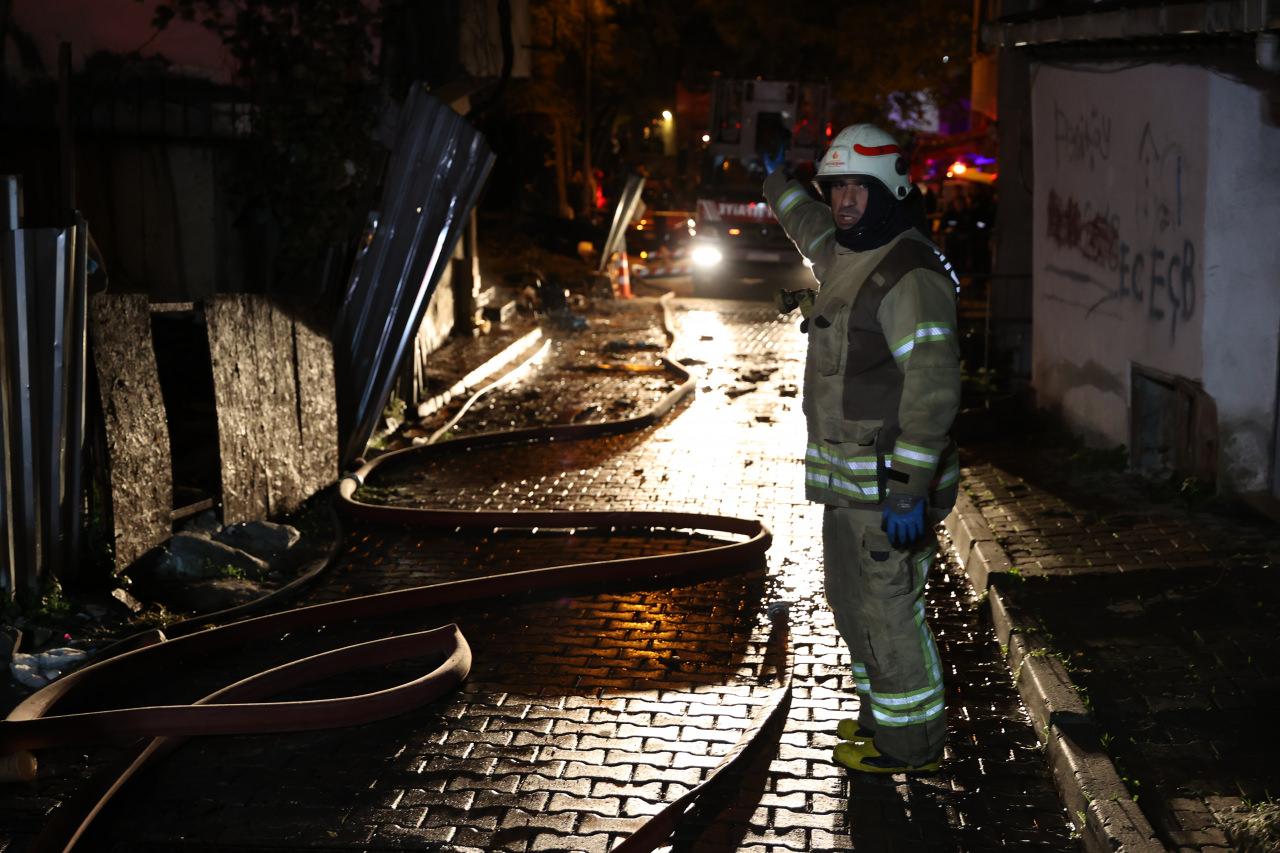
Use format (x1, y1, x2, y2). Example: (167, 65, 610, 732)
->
(763, 124, 960, 774)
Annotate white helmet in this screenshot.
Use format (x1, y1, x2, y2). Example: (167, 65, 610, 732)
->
(816, 124, 912, 200)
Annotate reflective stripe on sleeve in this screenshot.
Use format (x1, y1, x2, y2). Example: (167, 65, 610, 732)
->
(807, 227, 834, 256)
(892, 442, 940, 470)
(930, 456, 960, 490)
(776, 186, 808, 215)
(892, 322, 955, 364)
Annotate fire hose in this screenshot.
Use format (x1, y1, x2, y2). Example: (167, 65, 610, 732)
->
(1, 299, 792, 852)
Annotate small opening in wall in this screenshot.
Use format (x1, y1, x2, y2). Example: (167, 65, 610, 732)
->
(1130, 363, 1216, 484)
(150, 303, 223, 524)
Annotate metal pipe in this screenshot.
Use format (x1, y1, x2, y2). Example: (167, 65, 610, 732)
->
(63, 217, 89, 581)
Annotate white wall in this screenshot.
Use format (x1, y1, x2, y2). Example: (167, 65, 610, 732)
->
(1202, 74, 1280, 492)
(1032, 63, 1209, 445)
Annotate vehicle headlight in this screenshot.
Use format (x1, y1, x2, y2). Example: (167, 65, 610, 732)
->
(691, 244, 723, 268)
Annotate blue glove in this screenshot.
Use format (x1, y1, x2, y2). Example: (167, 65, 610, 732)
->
(882, 494, 926, 550)
(762, 144, 787, 176)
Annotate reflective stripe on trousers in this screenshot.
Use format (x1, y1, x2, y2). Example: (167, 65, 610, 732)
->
(822, 505, 946, 765)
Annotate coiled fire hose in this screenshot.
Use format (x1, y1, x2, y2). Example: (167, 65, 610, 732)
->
(1, 298, 792, 852)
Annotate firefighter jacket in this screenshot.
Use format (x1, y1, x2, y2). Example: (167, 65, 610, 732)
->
(763, 172, 961, 512)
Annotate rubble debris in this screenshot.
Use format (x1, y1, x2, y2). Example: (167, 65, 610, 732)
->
(550, 310, 589, 331)
(577, 362, 666, 374)
(110, 588, 144, 614)
(11, 647, 88, 689)
(214, 520, 302, 564)
(737, 368, 778, 383)
(158, 578, 264, 614)
(603, 340, 662, 354)
(156, 533, 271, 581)
(568, 405, 600, 424)
(182, 509, 222, 536)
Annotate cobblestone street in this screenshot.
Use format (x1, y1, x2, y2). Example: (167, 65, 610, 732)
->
(13, 299, 1075, 852)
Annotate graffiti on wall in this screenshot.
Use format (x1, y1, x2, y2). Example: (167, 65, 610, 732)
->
(1044, 115, 1197, 346)
(1053, 101, 1112, 170)
(1135, 121, 1183, 234)
(1046, 190, 1119, 267)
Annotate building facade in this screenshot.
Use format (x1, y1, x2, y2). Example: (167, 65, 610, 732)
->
(989, 1, 1280, 494)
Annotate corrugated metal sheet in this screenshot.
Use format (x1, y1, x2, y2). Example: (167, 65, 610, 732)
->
(597, 174, 646, 273)
(1, 178, 91, 593)
(334, 85, 495, 465)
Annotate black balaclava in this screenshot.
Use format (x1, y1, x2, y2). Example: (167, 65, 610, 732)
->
(830, 179, 917, 253)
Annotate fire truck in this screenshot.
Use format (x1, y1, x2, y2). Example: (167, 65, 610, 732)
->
(689, 78, 831, 296)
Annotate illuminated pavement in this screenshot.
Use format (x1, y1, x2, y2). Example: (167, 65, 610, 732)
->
(82, 298, 1076, 851)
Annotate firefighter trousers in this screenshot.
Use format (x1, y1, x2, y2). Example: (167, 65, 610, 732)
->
(822, 505, 946, 766)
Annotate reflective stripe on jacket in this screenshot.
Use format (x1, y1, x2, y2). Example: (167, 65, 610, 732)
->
(764, 171, 961, 511)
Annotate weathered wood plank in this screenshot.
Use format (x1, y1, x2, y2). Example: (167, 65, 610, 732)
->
(207, 296, 335, 524)
(89, 293, 172, 570)
(293, 317, 338, 497)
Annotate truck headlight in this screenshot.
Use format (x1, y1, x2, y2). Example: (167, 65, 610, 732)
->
(691, 244, 723, 268)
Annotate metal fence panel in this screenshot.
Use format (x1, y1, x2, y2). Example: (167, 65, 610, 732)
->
(0, 228, 42, 594)
(334, 86, 494, 466)
(0, 177, 19, 591)
(0, 176, 90, 596)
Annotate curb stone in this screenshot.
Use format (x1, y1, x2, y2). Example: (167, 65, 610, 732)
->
(944, 490, 1167, 853)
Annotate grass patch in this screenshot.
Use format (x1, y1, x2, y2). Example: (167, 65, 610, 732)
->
(1221, 801, 1280, 852)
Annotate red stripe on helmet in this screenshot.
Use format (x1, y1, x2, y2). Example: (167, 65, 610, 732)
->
(853, 143, 899, 156)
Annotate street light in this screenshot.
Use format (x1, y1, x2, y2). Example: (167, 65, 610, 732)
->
(661, 110, 673, 121)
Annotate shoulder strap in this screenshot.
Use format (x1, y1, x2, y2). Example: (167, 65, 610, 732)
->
(866, 234, 952, 296)
(848, 234, 953, 330)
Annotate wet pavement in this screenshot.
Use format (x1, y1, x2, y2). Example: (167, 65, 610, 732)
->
(3, 297, 1075, 851)
(955, 442, 1280, 851)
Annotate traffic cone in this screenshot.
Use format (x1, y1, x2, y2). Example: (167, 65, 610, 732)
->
(610, 250, 633, 299)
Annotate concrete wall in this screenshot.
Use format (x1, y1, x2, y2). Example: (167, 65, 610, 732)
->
(1031, 62, 1280, 492)
(1032, 63, 1208, 446)
(1202, 74, 1280, 493)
